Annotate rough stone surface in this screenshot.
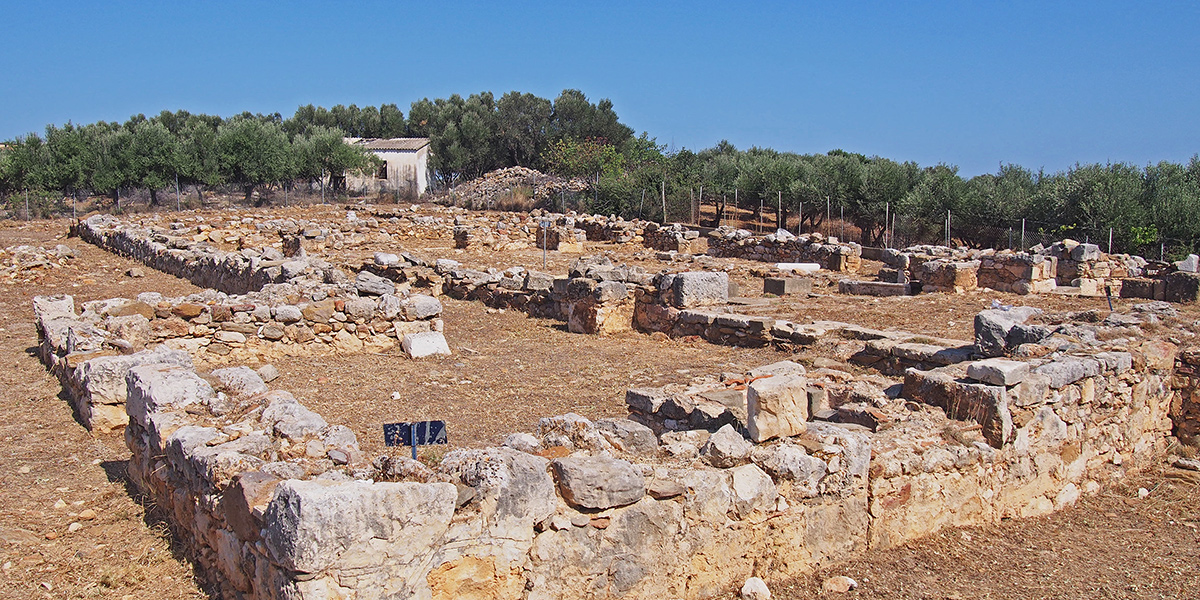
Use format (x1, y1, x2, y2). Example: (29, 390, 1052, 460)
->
(729, 463, 778, 517)
(663, 271, 729, 308)
(355, 270, 395, 296)
(967, 358, 1030, 386)
(402, 331, 451, 358)
(975, 306, 1048, 357)
(595, 418, 658, 454)
(701, 424, 753, 467)
(126, 364, 215, 428)
(551, 455, 646, 509)
(264, 479, 457, 574)
(401, 294, 443, 320)
(211, 366, 268, 397)
(747, 374, 809, 442)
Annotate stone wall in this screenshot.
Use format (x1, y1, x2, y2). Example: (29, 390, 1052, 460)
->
(977, 253, 1057, 295)
(113, 352, 876, 599)
(36, 292, 1197, 598)
(1172, 347, 1200, 445)
(706, 227, 862, 273)
(35, 291, 444, 431)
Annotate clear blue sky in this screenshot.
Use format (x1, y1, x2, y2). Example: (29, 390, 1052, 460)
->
(3, 1, 1197, 176)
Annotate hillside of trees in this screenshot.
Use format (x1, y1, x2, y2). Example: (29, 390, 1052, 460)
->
(2, 89, 1200, 258)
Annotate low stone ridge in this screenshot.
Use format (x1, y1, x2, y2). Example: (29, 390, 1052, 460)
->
(707, 226, 862, 273)
(34, 292, 445, 429)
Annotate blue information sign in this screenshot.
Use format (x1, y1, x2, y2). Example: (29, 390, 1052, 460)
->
(384, 420, 448, 458)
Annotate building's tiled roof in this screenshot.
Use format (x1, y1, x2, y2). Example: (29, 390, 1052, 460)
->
(346, 137, 430, 151)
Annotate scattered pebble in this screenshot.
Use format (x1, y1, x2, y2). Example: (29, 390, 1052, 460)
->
(78, 509, 96, 521)
(53, 499, 67, 510)
(67, 522, 82, 533)
(18, 466, 30, 474)
(1137, 487, 1150, 499)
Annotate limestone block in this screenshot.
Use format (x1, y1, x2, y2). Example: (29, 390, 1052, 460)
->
(106, 314, 151, 350)
(838, 280, 909, 296)
(730, 463, 778, 518)
(750, 443, 827, 498)
(343, 298, 376, 320)
(125, 363, 214, 427)
(260, 391, 328, 441)
(625, 387, 669, 414)
(440, 447, 556, 531)
(402, 331, 451, 358)
(552, 455, 646, 510)
(77, 347, 193, 408)
(211, 366, 268, 397)
(264, 479, 457, 574)
(1033, 357, 1100, 389)
(701, 424, 752, 467)
(763, 277, 812, 296)
(902, 368, 1013, 447)
(747, 374, 809, 442)
(595, 418, 658, 454)
(272, 305, 303, 323)
(401, 295, 443, 320)
(662, 271, 729, 308)
(974, 307, 1048, 357)
(966, 358, 1030, 386)
(354, 270, 395, 296)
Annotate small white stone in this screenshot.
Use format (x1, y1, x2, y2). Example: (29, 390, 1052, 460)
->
(740, 577, 771, 600)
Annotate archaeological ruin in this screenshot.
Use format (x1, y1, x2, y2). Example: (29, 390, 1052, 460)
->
(30, 205, 1200, 599)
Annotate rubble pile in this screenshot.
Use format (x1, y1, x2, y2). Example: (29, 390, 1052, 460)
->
(447, 166, 589, 208)
(0, 243, 75, 281)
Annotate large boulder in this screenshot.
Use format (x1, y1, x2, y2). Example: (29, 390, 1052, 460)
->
(264, 479, 456, 574)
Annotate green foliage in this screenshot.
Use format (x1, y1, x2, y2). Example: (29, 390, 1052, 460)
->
(216, 117, 292, 200)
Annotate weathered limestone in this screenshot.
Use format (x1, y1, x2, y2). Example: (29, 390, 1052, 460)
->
(707, 227, 862, 273)
(747, 374, 809, 442)
(763, 277, 812, 296)
(967, 358, 1030, 386)
(402, 331, 451, 358)
(839, 280, 910, 296)
(659, 271, 729, 308)
(974, 306, 1050, 357)
(551, 455, 646, 509)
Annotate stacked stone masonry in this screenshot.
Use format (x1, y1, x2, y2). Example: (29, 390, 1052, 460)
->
(706, 227, 862, 273)
(35, 291, 1197, 599)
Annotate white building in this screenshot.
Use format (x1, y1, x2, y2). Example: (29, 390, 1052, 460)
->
(345, 137, 431, 198)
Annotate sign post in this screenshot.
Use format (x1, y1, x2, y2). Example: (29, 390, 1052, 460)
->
(384, 420, 448, 460)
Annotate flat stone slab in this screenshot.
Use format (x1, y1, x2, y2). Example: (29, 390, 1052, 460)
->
(402, 331, 451, 358)
(966, 358, 1030, 386)
(776, 263, 821, 274)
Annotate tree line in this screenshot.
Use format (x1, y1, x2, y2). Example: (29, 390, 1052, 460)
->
(2, 89, 1200, 257)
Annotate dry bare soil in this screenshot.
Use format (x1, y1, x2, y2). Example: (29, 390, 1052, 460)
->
(0, 211, 1196, 599)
